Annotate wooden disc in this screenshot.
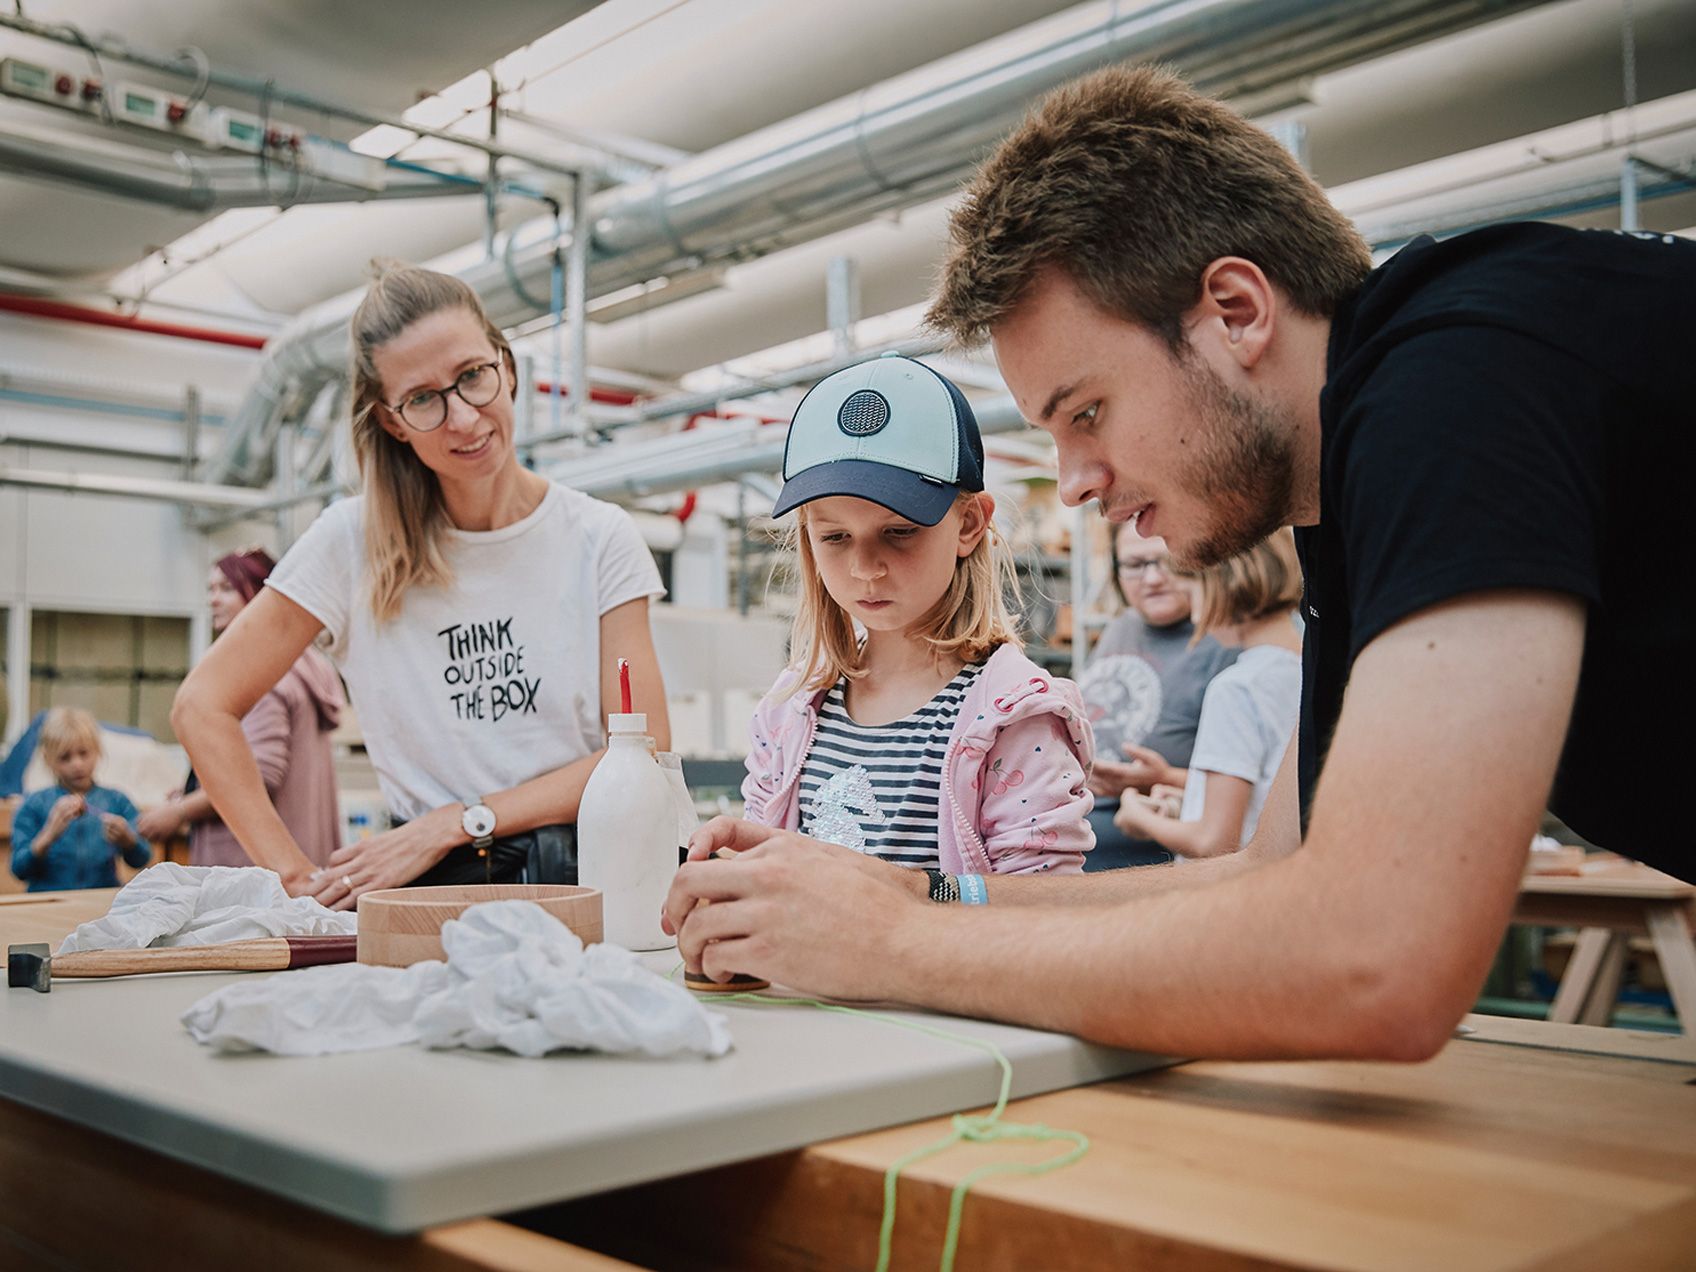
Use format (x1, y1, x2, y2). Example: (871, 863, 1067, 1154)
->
(683, 970, 770, 993)
(356, 884, 603, 967)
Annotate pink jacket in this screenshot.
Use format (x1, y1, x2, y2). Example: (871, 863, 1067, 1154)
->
(742, 643, 1095, 874)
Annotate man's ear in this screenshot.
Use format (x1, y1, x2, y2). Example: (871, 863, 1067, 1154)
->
(1185, 257, 1276, 370)
(957, 492, 995, 558)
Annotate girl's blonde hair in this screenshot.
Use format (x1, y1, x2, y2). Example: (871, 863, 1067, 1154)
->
(39, 706, 101, 762)
(1192, 527, 1303, 640)
(786, 492, 1022, 695)
(348, 261, 516, 622)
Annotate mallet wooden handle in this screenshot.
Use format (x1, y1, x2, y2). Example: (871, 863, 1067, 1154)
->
(48, 935, 357, 980)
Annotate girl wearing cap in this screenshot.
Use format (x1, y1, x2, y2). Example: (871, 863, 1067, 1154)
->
(138, 549, 345, 869)
(741, 355, 1095, 883)
(172, 264, 669, 908)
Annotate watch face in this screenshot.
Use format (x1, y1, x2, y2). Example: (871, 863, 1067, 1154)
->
(463, 805, 497, 838)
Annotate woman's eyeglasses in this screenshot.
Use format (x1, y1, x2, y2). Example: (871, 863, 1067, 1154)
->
(388, 360, 504, 431)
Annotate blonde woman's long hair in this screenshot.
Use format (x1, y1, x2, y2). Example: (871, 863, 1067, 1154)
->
(1191, 527, 1303, 641)
(348, 262, 516, 622)
(785, 492, 1023, 696)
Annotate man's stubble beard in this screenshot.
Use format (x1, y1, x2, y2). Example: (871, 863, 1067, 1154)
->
(1170, 355, 1296, 571)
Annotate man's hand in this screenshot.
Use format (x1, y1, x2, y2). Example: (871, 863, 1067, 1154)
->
(663, 820, 929, 998)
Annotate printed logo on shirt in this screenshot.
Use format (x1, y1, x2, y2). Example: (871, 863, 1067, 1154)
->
(437, 616, 541, 722)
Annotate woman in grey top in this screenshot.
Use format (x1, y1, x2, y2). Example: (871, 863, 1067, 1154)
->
(1079, 521, 1234, 868)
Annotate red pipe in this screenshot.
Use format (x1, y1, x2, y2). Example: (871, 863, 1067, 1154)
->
(0, 293, 269, 350)
(533, 379, 638, 407)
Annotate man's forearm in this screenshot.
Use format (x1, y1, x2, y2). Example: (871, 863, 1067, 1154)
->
(882, 847, 1426, 1061)
(973, 848, 1259, 905)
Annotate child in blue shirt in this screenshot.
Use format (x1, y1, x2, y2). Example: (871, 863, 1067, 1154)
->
(9, 707, 151, 891)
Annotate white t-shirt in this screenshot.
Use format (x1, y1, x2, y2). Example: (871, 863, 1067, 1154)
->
(1178, 645, 1300, 848)
(268, 483, 664, 821)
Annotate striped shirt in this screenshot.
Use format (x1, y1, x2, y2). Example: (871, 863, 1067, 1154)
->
(798, 661, 985, 867)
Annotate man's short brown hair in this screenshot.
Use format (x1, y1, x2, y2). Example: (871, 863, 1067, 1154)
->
(927, 65, 1371, 348)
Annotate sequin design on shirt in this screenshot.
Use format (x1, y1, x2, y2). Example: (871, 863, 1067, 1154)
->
(798, 661, 985, 866)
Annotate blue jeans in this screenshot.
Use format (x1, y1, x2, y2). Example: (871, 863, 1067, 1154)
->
(1084, 800, 1173, 871)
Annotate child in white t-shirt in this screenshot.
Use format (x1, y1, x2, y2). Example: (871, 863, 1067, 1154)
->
(1114, 529, 1302, 857)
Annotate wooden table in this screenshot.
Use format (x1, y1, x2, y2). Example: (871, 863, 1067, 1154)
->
(4, 891, 1694, 1270)
(1516, 859, 1696, 1029)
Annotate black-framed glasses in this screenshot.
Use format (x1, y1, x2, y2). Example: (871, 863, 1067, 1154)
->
(388, 360, 504, 431)
(1117, 554, 1173, 579)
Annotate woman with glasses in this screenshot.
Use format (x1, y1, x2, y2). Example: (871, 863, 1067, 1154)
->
(173, 263, 670, 909)
(1077, 520, 1235, 868)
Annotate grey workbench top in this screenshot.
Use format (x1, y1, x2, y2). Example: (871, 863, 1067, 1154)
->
(0, 950, 1169, 1233)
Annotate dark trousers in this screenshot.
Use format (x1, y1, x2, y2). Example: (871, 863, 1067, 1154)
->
(406, 824, 579, 886)
(1084, 800, 1174, 871)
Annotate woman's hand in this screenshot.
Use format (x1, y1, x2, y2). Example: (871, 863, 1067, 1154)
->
(308, 805, 463, 911)
(136, 802, 185, 843)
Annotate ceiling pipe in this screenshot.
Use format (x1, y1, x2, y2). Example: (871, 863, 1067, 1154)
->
(215, 0, 1549, 485)
(0, 461, 281, 509)
(0, 123, 490, 213)
(0, 293, 269, 349)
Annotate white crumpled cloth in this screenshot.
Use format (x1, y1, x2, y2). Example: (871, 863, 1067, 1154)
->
(181, 900, 732, 1060)
(58, 862, 356, 953)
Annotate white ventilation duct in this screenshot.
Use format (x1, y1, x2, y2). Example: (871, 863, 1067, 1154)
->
(209, 0, 1548, 484)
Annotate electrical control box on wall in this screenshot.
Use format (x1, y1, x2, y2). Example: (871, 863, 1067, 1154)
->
(0, 57, 107, 116)
(112, 81, 210, 143)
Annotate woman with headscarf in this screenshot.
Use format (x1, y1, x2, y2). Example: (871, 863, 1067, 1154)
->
(137, 548, 345, 867)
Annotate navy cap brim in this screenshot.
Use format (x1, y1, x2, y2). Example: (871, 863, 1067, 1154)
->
(771, 458, 960, 526)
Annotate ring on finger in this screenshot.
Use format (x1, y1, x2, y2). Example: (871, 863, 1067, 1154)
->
(342, 875, 354, 891)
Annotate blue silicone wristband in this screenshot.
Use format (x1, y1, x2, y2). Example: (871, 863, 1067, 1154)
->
(958, 873, 988, 906)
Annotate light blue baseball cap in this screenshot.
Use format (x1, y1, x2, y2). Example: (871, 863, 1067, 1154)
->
(772, 354, 985, 526)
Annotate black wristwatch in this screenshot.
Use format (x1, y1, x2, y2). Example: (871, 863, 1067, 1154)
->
(924, 868, 959, 903)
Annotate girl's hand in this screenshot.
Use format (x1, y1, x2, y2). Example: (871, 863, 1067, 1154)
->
(1113, 791, 1171, 838)
(100, 813, 137, 849)
(1148, 783, 1184, 819)
(308, 806, 461, 911)
(40, 794, 85, 844)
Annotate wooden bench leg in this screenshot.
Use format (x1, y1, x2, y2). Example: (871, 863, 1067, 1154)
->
(1578, 933, 1628, 1026)
(1549, 927, 1612, 1024)
(1645, 904, 1696, 1035)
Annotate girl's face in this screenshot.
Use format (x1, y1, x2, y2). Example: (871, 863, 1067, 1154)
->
(804, 494, 991, 639)
(48, 741, 97, 793)
(370, 308, 517, 487)
(208, 567, 245, 633)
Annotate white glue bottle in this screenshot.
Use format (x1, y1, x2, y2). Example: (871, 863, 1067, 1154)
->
(577, 712, 678, 951)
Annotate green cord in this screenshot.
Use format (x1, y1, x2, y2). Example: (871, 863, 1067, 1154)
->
(699, 989, 1091, 1272)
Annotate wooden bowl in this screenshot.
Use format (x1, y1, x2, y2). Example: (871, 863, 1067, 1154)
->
(355, 884, 603, 967)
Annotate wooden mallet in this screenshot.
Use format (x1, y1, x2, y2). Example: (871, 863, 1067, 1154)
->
(7, 935, 358, 993)
(682, 848, 770, 994)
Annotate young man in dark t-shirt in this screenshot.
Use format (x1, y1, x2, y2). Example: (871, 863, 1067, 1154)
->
(662, 66, 1694, 1059)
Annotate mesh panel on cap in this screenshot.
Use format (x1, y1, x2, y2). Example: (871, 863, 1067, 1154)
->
(837, 389, 890, 436)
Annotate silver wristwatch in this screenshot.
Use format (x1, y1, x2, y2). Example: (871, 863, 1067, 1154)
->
(460, 799, 497, 850)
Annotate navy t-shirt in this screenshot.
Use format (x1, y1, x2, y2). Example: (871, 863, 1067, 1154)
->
(1295, 223, 1693, 880)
